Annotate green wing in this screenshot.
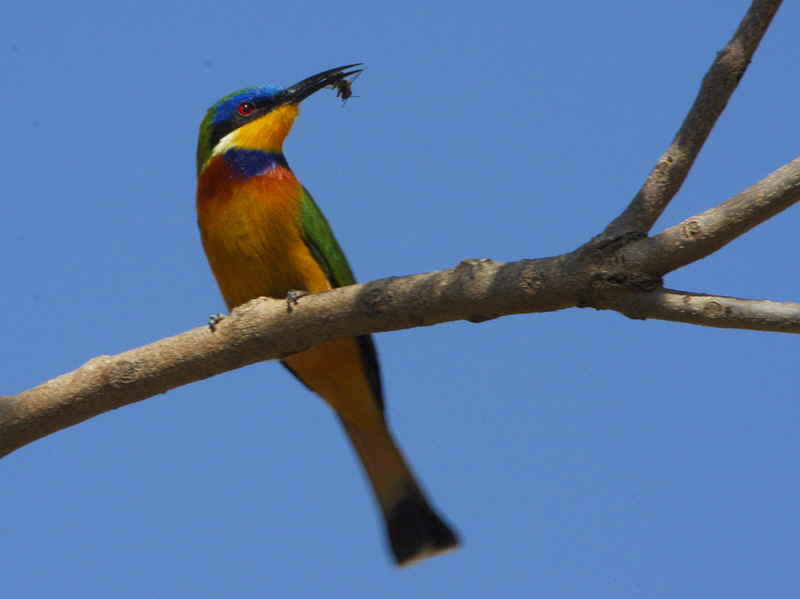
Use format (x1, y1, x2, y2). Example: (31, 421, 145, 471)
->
(299, 187, 357, 287)
(298, 188, 384, 409)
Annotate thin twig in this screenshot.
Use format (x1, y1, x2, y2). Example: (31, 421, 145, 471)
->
(597, 287, 800, 333)
(603, 0, 782, 238)
(620, 156, 800, 275)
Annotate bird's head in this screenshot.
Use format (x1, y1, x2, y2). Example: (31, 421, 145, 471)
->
(196, 64, 363, 174)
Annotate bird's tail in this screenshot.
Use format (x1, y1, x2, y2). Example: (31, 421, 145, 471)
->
(339, 417, 459, 566)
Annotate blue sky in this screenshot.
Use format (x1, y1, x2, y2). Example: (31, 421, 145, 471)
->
(2, 1, 799, 597)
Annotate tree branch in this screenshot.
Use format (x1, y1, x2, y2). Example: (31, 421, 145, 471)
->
(3, 216, 800, 458)
(0, 257, 571, 458)
(618, 157, 800, 275)
(596, 287, 800, 333)
(603, 0, 782, 238)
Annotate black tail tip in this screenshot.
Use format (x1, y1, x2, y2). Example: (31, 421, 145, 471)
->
(387, 494, 459, 567)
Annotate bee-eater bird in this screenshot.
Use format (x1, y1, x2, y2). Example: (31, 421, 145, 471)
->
(195, 65, 459, 566)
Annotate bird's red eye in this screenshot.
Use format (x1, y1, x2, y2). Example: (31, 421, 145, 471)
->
(237, 102, 255, 116)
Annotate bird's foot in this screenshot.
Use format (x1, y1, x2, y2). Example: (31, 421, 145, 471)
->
(286, 290, 310, 313)
(208, 313, 226, 332)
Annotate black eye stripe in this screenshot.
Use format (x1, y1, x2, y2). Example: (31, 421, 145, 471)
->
(207, 96, 277, 154)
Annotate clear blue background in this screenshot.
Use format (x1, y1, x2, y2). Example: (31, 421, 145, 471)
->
(2, 1, 799, 596)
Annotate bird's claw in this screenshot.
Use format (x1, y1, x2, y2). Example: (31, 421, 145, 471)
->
(286, 290, 310, 313)
(208, 313, 225, 332)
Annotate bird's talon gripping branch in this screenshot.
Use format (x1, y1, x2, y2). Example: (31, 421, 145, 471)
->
(286, 289, 310, 313)
(207, 314, 225, 332)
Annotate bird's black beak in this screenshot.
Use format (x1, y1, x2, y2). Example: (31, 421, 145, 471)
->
(279, 64, 364, 104)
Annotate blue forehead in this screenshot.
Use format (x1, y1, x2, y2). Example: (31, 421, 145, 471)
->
(211, 85, 282, 123)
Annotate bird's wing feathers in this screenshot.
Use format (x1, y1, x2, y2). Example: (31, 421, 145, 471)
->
(297, 187, 384, 409)
(299, 186, 356, 287)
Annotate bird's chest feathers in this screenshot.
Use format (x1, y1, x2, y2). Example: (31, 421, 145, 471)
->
(198, 155, 300, 249)
(197, 154, 320, 306)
